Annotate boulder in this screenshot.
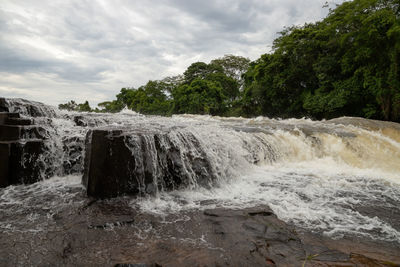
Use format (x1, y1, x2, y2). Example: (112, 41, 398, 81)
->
(0, 140, 45, 187)
(83, 128, 215, 198)
(0, 98, 8, 112)
(0, 111, 47, 187)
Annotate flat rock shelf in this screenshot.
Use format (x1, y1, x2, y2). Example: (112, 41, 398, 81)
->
(1, 195, 399, 266)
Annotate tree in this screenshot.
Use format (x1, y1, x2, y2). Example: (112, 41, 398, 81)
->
(160, 75, 184, 95)
(59, 100, 93, 112)
(183, 62, 223, 84)
(78, 101, 92, 112)
(305, 0, 400, 120)
(97, 100, 124, 113)
(58, 100, 78, 111)
(242, 0, 400, 121)
(211, 54, 250, 89)
(172, 79, 227, 115)
(89, 0, 400, 122)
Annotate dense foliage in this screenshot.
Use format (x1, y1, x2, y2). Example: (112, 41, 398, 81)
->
(58, 100, 92, 112)
(243, 0, 400, 121)
(59, 0, 400, 122)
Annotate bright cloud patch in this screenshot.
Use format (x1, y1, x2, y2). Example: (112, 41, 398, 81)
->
(0, 0, 343, 106)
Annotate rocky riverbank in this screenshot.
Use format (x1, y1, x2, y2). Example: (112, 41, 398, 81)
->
(1, 186, 399, 266)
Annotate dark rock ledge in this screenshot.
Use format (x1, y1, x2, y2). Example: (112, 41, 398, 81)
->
(1, 199, 399, 266)
(0, 111, 46, 187)
(83, 128, 215, 198)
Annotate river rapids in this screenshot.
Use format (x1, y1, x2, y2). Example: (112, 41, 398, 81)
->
(1, 98, 400, 245)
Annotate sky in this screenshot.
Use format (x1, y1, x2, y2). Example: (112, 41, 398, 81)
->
(0, 0, 343, 107)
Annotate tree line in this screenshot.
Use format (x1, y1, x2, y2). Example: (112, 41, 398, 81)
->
(60, 0, 400, 122)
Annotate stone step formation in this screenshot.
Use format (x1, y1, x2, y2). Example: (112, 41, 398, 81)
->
(0, 98, 46, 187)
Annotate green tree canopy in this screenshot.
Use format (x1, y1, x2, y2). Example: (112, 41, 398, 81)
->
(242, 0, 400, 121)
(59, 100, 93, 112)
(172, 79, 227, 115)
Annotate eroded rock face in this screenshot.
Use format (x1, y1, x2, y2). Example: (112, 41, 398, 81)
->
(83, 128, 215, 198)
(0, 112, 46, 187)
(0, 98, 9, 112)
(0, 140, 45, 187)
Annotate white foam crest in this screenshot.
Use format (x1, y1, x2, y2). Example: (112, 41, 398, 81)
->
(118, 107, 142, 115)
(0, 175, 83, 233)
(137, 158, 400, 242)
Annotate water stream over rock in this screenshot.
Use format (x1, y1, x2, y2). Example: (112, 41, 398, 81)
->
(1, 98, 400, 266)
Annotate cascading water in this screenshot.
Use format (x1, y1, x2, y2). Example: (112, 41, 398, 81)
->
(1, 98, 400, 244)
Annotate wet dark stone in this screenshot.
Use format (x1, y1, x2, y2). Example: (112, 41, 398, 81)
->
(0, 125, 48, 141)
(83, 129, 215, 198)
(0, 125, 20, 141)
(0, 112, 20, 124)
(1, 192, 400, 266)
(248, 211, 274, 216)
(0, 140, 46, 187)
(4, 98, 56, 117)
(0, 110, 47, 187)
(73, 115, 88, 127)
(5, 117, 32, 125)
(303, 244, 350, 262)
(83, 129, 138, 198)
(62, 136, 84, 175)
(88, 219, 135, 229)
(115, 264, 162, 267)
(0, 98, 8, 112)
(0, 142, 10, 187)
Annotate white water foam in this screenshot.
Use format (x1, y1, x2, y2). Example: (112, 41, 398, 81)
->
(136, 158, 400, 242)
(0, 175, 83, 233)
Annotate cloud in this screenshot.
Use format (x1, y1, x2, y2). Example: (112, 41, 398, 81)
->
(0, 0, 343, 106)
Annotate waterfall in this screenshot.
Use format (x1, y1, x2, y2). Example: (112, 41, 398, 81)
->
(1, 98, 400, 242)
(2, 97, 400, 186)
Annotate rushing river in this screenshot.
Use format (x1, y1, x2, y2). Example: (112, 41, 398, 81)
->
(1, 98, 400, 245)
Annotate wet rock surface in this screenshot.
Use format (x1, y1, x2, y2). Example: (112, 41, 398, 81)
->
(0, 192, 399, 266)
(0, 112, 47, 187)
(0, 97, 56, 117)
(0, 140, 45, 187)
(62, 136, 84, 175)
(83, 128, 215, 198)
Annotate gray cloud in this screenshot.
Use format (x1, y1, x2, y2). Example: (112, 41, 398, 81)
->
(0, 0, 343, 106)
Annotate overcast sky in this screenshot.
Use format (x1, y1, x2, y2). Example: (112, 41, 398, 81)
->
(0, 0, 343, 106)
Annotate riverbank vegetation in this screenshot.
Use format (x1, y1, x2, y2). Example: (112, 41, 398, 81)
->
(59, 0, 400, 122)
